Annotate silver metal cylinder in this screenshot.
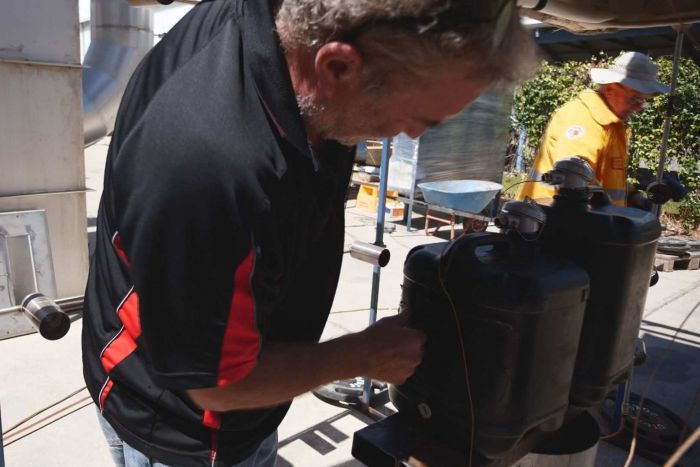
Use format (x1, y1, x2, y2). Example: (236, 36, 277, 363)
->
(349, 242, 390, 268)
(83, 0, 154, 145)
(21, 293, 71, 340)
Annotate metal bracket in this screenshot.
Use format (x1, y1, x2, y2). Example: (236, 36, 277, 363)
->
(0, 210, 57, 338)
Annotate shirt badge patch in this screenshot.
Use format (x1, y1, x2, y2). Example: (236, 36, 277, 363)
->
(565, 125, 585, 140)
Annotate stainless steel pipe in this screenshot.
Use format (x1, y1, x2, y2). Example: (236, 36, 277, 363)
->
(21, 293, 71, 340)
(349, 241, 390, 268)
(83, 0, 154, 145)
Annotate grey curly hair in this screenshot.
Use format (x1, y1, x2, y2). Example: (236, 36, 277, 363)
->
(275, 0, 538, 88)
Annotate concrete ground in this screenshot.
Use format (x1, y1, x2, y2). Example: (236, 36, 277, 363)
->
(1, 138, 698, 466)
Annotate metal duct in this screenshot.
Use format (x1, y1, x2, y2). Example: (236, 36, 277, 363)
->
(518, 0, 616, 24)
(83, 0, 153, 146)
(517, 0, 700, 33)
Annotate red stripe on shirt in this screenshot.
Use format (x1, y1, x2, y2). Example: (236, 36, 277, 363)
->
(203, 409, 221, 464)
(203, 407, 220, 463)
(202, 410, 221, 429)
(101, 329, 137, 373)
(99, 378, 115, 411)
(101, 290, 141, 374)
(259, 94, 287, 139)
(217, 250, 260, 386)
(209, 430, 219, 465)
(118, 290, 141, 339)
(112, 232, 130, 267)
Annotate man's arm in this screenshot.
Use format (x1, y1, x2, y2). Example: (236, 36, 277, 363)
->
(187, 313, 424, 412)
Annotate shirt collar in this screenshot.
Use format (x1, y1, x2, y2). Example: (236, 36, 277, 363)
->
(578, 89, 620, 126)
(242, 0, 314, 161)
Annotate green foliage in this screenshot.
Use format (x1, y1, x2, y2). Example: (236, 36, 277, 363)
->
(628, 57, 700, 192)
(501, 171, 528, 199)
(677, 192, 700, 232)
(511, 54, 608, 165)
(511, 54, 700, 229)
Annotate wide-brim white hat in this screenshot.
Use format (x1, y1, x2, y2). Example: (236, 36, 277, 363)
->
(590, 52, 670, 95)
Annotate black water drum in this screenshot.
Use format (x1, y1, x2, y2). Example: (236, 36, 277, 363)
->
(540, 190, 661, 407)
(390, 232, 589, 459)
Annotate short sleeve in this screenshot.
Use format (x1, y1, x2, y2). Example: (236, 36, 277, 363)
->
(545, 113, 608, 181)
(111, 125, 265, 390)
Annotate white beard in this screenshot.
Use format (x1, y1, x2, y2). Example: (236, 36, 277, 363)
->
(296, 93, 373, 146)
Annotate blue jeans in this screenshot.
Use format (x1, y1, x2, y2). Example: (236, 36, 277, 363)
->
(97, 409, 278, 467)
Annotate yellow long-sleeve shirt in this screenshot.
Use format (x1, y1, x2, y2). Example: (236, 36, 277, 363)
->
(517, 90, 630, 207)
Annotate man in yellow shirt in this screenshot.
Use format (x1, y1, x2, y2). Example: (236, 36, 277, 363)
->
(518, 52, 669, 207)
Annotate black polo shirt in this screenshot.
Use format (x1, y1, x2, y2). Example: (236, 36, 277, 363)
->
(81, 0, 354, 465)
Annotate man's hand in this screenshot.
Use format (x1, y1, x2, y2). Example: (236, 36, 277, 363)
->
(186, 312, 425, 412)
(352, 312, 425, 385)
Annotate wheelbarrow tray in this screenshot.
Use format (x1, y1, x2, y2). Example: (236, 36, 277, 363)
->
(418, 180, 502, 213)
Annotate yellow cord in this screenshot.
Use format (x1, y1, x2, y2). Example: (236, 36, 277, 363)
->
(438, 241, 475, 467)
(625, 298, 700, 467)
(502, 178, 537, 194)
(663, 427, 700, 467)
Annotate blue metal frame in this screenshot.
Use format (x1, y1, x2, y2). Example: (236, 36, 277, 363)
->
(363, 138, 391, 404)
